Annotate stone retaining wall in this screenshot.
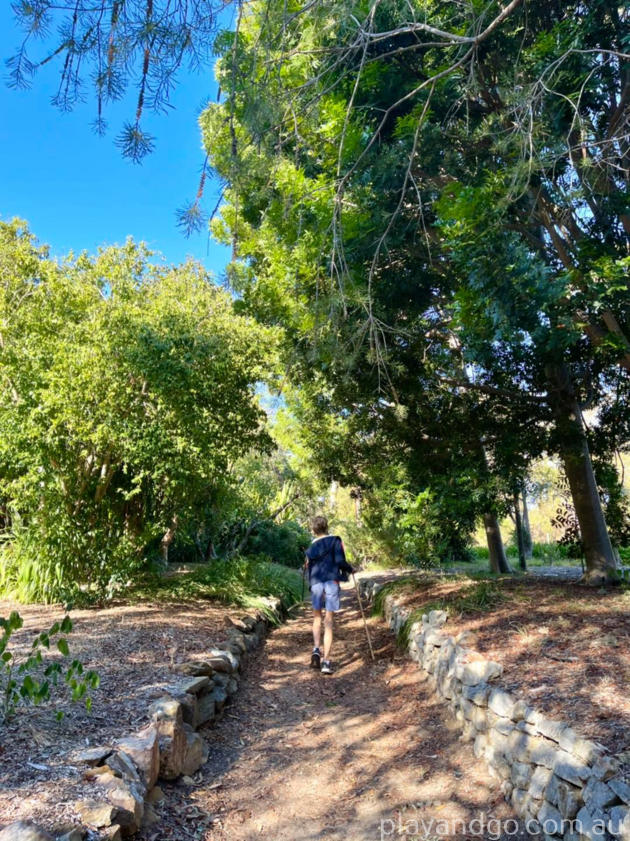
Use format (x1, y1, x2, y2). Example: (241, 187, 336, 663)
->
(359, 577, 630, 841)
(0, 596, 284, 841)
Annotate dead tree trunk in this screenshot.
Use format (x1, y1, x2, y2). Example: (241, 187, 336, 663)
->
(483, 512, 512, 574)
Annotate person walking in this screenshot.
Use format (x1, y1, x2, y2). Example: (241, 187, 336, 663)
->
(304, 515, 353, 675)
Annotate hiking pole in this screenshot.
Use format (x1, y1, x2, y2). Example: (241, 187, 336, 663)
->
(352, 572, 375, 662)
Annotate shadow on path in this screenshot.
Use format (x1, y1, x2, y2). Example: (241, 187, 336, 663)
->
(146, 584, 534, 841)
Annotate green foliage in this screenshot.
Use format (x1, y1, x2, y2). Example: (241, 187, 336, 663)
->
(127, 555, 303, 620)
(0, 611, 99, 723)
(0, 220, 275, 602)
(246, 520, 311, 568)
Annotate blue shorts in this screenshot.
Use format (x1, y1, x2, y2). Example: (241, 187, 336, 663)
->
(311, 580, 341, 612)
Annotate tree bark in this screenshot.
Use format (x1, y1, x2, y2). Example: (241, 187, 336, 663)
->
(520, 481, 533, 561)
(483, 512, 512, 574)
(546, 364, 619, 584)
(513, 491, 527, 570)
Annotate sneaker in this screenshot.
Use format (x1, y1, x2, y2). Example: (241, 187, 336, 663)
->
(310, 648, 321, 669)
(320, 660, 333, 675)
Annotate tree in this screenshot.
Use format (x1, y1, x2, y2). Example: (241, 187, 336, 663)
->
(7, 0, 227, 161)
(202, 0, 628, 583)
(0, 219, 274, 601)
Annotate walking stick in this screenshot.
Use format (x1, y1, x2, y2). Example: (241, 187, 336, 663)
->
(352, 572, 375, 662)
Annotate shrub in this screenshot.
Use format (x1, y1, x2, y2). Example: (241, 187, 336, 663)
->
(1, 611, 99, 723)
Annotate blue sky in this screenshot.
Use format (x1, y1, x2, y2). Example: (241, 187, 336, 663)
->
(0, 5, 232, 277)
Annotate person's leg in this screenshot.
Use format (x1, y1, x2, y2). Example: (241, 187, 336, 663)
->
(323, 610, 334, 661)
(312, 609, 323, 650)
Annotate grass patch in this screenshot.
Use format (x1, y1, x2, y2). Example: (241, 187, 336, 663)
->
(125, 555, 303, 623)
(373, 575, 507, 649)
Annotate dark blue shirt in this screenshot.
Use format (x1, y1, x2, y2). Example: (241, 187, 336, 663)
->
(306, 535, 352, 584)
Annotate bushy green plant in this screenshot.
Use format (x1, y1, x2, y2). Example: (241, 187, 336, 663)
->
(128, 555, 303, 619)
(245, 520, 311, 568)
(1, 611, 99, 723)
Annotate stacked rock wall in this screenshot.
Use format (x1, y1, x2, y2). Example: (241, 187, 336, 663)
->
(0, 597, 283, 841)
(359, 578, 629, 841)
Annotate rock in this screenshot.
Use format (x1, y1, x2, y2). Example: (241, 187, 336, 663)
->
(227, 678, 239, 695)
(180, 776, 196, 786)
(165, 689, 198, 728)
(73, 800, 116, 827)
(537, 801, 565, 836)
(226, 631, 247, 653)
(146, 786, 164, 803)
(553, 751, 592, 786)
(116, 726, 160, 789)
(212, 672, 230, 688)
(180, 676, 211, 695)
(473, 734, 488, 759)
(512, 762, 534, 789)
(501, 780, 514, 800)
(424, 629, 448, 647)
(530, 767, 554, 800)
(224, 615, 249, 632)
(556, 781, 582, 820)
(546, 774, 562, 806)
(427, 609, 448, 627)
(97, 828, 121, 841)
(493, 719, 516, 737)
(102, 778, 145, 837)
(211, 685, 228, 711)
(207, 649, 238, 674)
(512, 788, 531, 817)
(182, 725, 207, 776)
(197, 691, 216, 725)
(73, 747, 113, 767)
(462, 683, 491, 706)
(0, 823, 53, 841)
(457, 660, 503, 686)
(529, 738, 558, 769)
(174, 661, 215, 677)
(582, 779, 619, 811)
(488, 689, 516, 719)
(537, 717, 568, 744)
(592, 756, 620, 782)
(576, 807, 609, 841)
(149, 697, 187, 780)
(107, 751, 144, 787)
(142, 802, 159, 828)
(512, 699, 537, 724)
(608, 805, 630, 838)
(610, 779, 630, 806)
(57, 830, 85, 841)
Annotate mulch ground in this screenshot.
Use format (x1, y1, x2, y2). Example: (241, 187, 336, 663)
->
(1, 571, 628, 840)
(367, 572, 630, 756)
(154, 585, 533, 841)
(0, 597, 234, 833)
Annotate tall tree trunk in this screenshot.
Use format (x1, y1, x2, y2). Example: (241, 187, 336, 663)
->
(520, 480, 533, 560)
(513, 490, 527, 571)
(546, 364, 618, 584)
(483, 512, 512, 573)
(161, 516, 178, 566)
(328, 480, 338, 515)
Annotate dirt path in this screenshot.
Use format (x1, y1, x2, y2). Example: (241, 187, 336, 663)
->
(153, 585, 531, 841)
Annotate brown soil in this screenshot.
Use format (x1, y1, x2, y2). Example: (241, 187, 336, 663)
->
(368, 573, 630, 755)
(0, 597, 234, 833)
(152, 587, 532, 841)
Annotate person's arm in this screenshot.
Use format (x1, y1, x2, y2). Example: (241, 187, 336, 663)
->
(335, 537, 353, 575)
